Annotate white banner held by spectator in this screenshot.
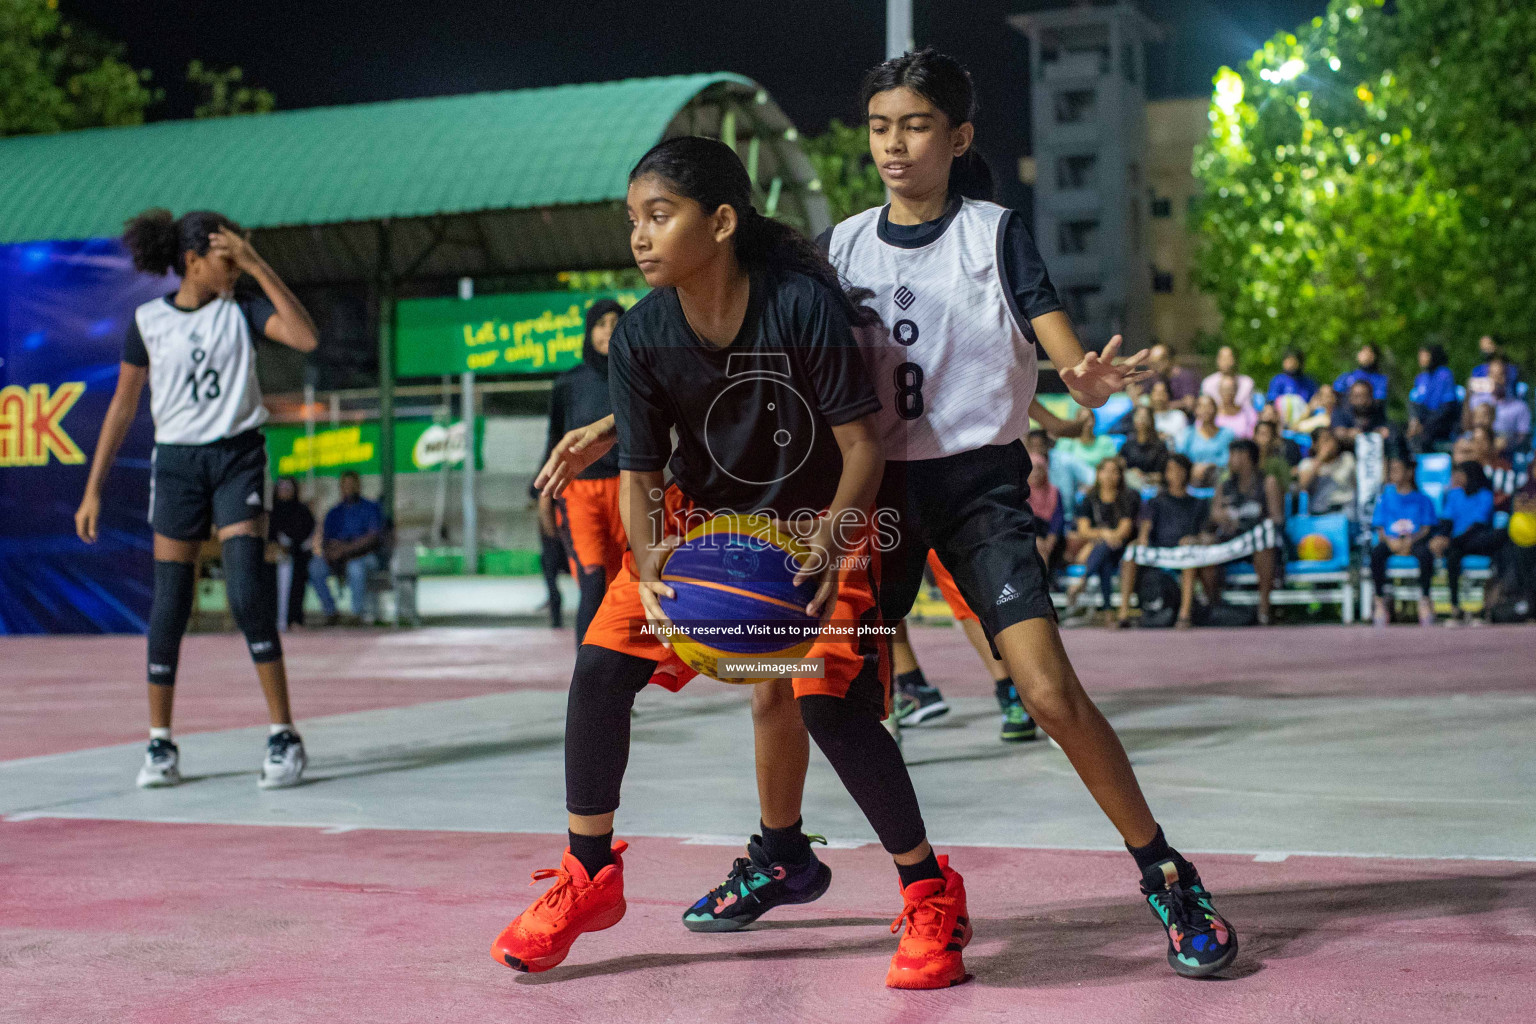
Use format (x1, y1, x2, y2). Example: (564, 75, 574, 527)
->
(1124, 521, 1281, 571)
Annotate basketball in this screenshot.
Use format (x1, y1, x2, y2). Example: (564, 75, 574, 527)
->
(1509, 511, 1536, 548)
(1296, 533, 1334, 561)
(658, 514, 819, 683)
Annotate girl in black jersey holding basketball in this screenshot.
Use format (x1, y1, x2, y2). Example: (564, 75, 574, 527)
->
(493, 137, 973, 990)
(75, 210, 318, 790)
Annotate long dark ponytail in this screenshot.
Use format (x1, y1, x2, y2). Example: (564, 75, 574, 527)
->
(629, 136, 873, 323)
(860, 48, 994, 202)
(122, 208, 241, 276)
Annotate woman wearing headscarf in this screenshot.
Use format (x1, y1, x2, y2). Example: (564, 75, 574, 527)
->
(1408, 342, 1460, 453)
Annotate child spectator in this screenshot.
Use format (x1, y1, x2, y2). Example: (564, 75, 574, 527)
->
(1408, 342, 1460, 453)
(1215, 375, 1258, 439)
(1334, 342, 1389, 401)
(1265, 348, 1318, 404)
(1178, 394, 1235, 486)
(1117, 453, 1209, 627)
(1428, 462, 1501, 622)
(1369, 453, 1438, 627)
(1063, 457, 1139, 625)
(1463, 357, 1531, 453)
(1148, 378, 1190, 443)
(1120, 406, 1170, 489)
(1297, 428, 1357, 518)
(1201, 344, 1256, 409)
(1026, 451, 1065, 573)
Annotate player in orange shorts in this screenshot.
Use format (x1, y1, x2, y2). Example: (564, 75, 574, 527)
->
(490, 137, 969, 990)
(541, 299, 628, 644)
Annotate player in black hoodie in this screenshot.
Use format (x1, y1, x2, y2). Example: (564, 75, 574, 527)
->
(541, 299, 626, 644)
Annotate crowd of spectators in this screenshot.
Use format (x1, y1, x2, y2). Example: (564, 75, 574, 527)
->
(1019, 333, 1536, 628)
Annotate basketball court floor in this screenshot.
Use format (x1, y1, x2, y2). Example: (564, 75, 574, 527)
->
(3, 624, 1533, 1023)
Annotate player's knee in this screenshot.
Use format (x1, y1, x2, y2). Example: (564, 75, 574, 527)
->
(751, 678, 798, 723)
(221, 535, 282, 663)
(1012, 676, 1081, 732)
(147, 559, 196, 686)
(571, 644, 654, 701)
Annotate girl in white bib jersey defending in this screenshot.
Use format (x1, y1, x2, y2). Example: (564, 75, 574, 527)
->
(75, 209, 319, 791)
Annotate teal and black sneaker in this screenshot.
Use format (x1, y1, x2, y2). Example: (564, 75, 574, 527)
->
(1000, 701, 1037, 743)
(682, 836, 832, 932)
(1141, 859, 1239, 977)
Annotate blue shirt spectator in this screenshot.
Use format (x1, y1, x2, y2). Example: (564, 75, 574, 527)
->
(1334, 366, 1389, 402)
(1177, 423, 1235, 469)
(1372, 486, 1437, 538)
(1266, 370, 1318, 404)
(1440, 486, 1494, 538)
(324, 493, 384, 543)
(1409, 365, 1458, 411)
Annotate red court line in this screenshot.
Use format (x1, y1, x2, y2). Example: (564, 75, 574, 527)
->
(2, 818, 1530, 1024)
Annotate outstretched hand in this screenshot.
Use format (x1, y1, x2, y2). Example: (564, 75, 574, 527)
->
(1058, 335, 1152, 409)
(534, 420, 617, 497)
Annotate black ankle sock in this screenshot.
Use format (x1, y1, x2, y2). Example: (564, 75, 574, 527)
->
(896, 669, 927, 693)
(994, 679, 1016, 703)
(759, 818, 812, 865)
(896, 850, 943, 889)
(1126, 825, 1195, 884)
(568, 830, 614, 877)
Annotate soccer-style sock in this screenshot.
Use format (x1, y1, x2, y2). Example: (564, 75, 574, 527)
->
(568, 830, 615, 877)
(1127, 824, 1196, 885)
(896, 668, 927, 694)
(759, 818, 812, 865)
(896, 850, 944, 889)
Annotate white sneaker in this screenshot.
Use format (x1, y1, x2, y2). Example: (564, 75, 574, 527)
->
(258, 729, 306, 789)
(136, 738, 181, 788)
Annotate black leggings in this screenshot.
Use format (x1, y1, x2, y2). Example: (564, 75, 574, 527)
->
(564, 645, 928, 855)
(1081, 541, 1124, 607)
(1445, 524, 1505, 607)
(1370, 538, 1433, 594)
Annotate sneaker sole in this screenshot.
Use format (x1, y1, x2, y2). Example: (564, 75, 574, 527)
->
(999, 728, 1038, 743)
(681, 863, 833, 933)
(495, 898, 627, 973)
(136, 772, 180, 789)
(885, 962, 968, 989)
(258, 752, 307, 790)
(1168, 931, 1239, 978)
(897, 701, 950, 727)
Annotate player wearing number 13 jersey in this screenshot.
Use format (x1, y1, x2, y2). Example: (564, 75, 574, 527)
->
(75, 209, 319, 792)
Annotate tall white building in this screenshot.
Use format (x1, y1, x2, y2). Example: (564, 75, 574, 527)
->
(1009, 1, 1163, 349)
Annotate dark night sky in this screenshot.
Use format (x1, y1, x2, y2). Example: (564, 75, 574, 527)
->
(68, 0, 1326, 206)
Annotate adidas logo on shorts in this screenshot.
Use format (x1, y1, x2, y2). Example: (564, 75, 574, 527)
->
(995, 582, 1020, 605)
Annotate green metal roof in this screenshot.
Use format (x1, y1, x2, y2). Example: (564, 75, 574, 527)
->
(0, 73, 756, 246)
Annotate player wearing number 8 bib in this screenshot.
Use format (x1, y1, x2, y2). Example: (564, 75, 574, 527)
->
(75, 209, 320, 792)
(698, 49, 1241, 980)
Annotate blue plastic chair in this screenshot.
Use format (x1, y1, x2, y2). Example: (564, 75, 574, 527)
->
(1287, 513, 1351, 575)
(1416, 453, 1453, 516)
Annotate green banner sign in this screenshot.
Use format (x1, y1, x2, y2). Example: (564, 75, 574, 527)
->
(394, 289, 646, 378)
(264, 418, 484, 478)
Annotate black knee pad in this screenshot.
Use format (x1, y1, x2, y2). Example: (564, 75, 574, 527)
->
(221, 535, 282, 664)
(147, 560, 195, 686)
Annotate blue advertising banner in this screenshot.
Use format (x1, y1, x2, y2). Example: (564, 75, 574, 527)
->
(0, 239, 171, 634)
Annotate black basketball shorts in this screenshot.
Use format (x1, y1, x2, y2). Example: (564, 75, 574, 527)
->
(876, 440, 1057, 646)
(148, 429, 268, 541)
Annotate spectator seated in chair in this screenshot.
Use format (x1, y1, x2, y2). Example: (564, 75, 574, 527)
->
(1117, 453, 1209, 628)
(1200, 439, 1285, 626)
(1026, 450, 1066, 576)
(1265, 348, 1318, 405)
(1177, 394, 1235, 487)
(1120, 406, 1170, 490)
(1062, 456, 1139, 626)
(309, 469, 385, 625)
(1463, 356, 1531, 456)
(1148, 377, 1189, 444)
(1201, 344, 1256, 410)
(1291, 382, 1338, 434)
(1369, 453, 1438, 628)
(1333, 379, 1393, 446)
(1334, 341, 1390, 403)
(1408, 341, 1460, 454)
(1428, 461, 1501, 623)
(1253, 419, 1295, 492)
(1297, 427, 1357, 520)
(1148, 342, 1202, 413)
(1215, 374, 1258, 440)
(1468, 333, 1521, 396)
(1483, 477, 1536, 622)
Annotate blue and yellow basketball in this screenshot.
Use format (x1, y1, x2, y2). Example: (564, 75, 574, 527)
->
(658, 514, 819, 683)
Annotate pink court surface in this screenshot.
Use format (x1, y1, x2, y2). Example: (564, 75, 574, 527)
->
(4, 623, 1534, 1024)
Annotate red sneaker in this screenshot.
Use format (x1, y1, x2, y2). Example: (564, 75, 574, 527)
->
(490, 840, 628, 972)
(885, 855, 971, 989)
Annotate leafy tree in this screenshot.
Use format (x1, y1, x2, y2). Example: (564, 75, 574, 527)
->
(188, 60, 274, 119)
(802, 118, 886, 225)
(0, 0, 157, 136)
(1192, 0, 1536, 391)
